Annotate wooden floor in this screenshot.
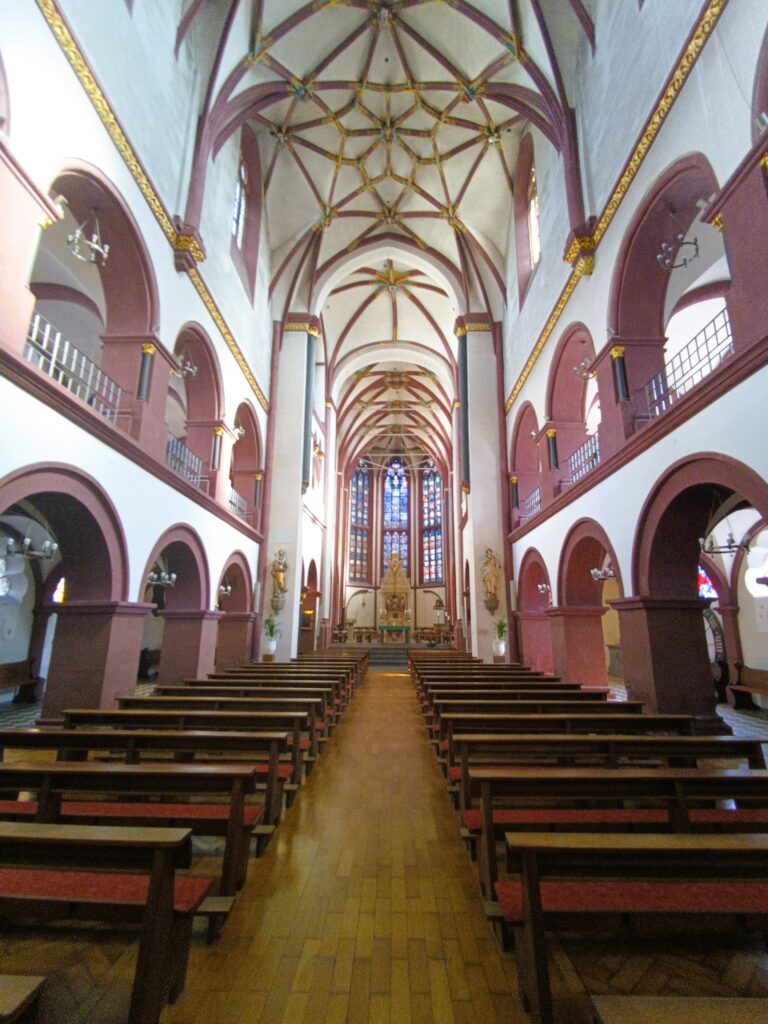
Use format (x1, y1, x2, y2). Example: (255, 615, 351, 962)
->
(1, 669, 767, 1023)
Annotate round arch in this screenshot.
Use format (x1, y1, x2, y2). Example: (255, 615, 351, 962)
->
(516, 547, 554, 674)
(47, 163, 160, 336)
(517, 547, 551, 610)
(173, 322, 225, 423)
(0, 463, 129, 602)
(558, 518, 624, 606)
(545, 322, 596, 424)
(217, 551, 254, 614)
(140, 524, 211, 610)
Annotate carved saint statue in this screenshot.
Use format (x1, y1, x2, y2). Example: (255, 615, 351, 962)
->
(481, 547, 501, 603)
(271, 549, 288, 596)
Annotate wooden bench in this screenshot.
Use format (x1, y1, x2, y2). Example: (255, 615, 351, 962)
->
(0, 821, 211, 1024)
(206, 668, 353, 707)
(158, 683, 339, 731)
(61, 708, 311, 791)
(727, 662, 768, 709)
(0, 975, 45, 1023)
(0, 760, 260, 903)
(591, 995, 768, 1024)
(472, 766, 768, 900)
(450, 732, 767, 813)
(0, 727, 289, 829)
(499, 831, 768, 1024)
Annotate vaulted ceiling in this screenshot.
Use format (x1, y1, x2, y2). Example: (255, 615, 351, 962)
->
(181, 0, 594, 471)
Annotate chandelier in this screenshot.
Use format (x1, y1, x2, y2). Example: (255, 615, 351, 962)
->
(590, 566, 615, 582)
(656, 206, 698, 271)
(699, 531, 749, 557)
(3, 537, 59, 560)
(67, 208, 110, 265)
(147, 569, 177, 588)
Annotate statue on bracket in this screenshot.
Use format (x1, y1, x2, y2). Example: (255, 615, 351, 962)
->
(481, 547, 501, 614)
(270, 548, 288, 613)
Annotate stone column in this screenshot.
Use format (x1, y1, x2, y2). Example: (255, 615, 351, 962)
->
(263, 315, 320, 659)
(546, 605, 607, 686)
(157, 609, 223, 685)
(609, 596, 722, 724)
(516, 610, 554, 674)
(456, 317, 507, 662)
(215, 612, 256, 671)
(41, 601, 153, 718)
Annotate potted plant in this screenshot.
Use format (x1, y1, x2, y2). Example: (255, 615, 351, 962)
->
(492, 617, 507, 658)
(263, 615, 280, 654)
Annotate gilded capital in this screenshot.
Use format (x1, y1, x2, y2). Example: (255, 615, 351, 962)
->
(141, 343, 156, 356)
(213, 425, 225, 437)
(546, 428, 557, 439)
(609, 346, 626, 360)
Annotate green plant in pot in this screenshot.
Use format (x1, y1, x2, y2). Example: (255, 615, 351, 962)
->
(263, 615, 280, 652)
(493, 617, 507, 656)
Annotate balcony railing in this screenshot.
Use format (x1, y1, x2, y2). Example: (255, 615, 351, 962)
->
(523, 486, 541, 517)
(567, 433, 600, 484)
(25, 312, 123, 423)
(229, 487, 248, 520)
(166, 434, 202, 488)
(644, 307, 733, 419)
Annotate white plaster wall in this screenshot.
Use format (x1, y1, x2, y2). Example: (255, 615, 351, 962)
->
(511, 365, 768, 600)
(0, 378, 259, 607)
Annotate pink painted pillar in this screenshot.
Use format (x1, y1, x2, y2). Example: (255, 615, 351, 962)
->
(157, 610, 223, 684)
(41, 601, 153, 718)
(609, 596, 721, 724)
(100, 334, 174, 460)
(215, 612, 255, 671)
(546, 605, 608, 686)
(516, 611, 554, 674)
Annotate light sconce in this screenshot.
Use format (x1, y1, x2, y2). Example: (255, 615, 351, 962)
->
(233, 426, 246, 440)
(573, 357, 596, 380)
(147, 570, 177, 588)
(3, 537, 59, 561)
(656, 206, 699, 271)
(590, 566, 616, 582)
(699, 532, 749, 557)
(67, 207, 110, 265)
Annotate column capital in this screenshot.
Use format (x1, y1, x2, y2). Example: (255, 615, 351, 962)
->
(284, 313, 321, 337)
(454, 315, 492, 337)
(172, 217, 206, 272)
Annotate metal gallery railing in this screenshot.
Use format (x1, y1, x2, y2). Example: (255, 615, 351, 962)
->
(166, 433, 202, 488)
(229, 487, 248, 520)
(567, 433, 600, 484)
(644, 306, 733, 419)
(523, 486, 541, 517)
(25, 311, 123, 423)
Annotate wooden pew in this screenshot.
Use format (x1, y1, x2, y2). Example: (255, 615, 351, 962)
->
(727, 662, 768, 709)
(156, 683, 338, 731)
(206, 668, 353, 707)
(61, 709, 311, 791)
(472, 766, 768, 899)
(450, 732, 767, 813)
(0, 727, 288, 828)
(0, 760, 260, 902)
(500, 831, 768, 1024)
(0, 821, 210, 1024)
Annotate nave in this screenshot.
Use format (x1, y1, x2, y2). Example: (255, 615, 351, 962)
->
(1, 669, 768, 1024)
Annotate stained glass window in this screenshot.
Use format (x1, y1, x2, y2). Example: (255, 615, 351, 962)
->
(383, 458, 409, 574)
(698, 565, 718, 599)
(349, 464, 370, 582)
(421, 463, 443, 583)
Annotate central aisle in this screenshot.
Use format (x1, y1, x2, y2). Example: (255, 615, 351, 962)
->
(166, 668, 526, 1024)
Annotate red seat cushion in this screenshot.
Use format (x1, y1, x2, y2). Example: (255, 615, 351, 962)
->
(0, 867, 211, 914)
(494, 879, 768, 923)
(462, 808, 670, 833)
(688, 808, 768, 823)
(0, 799, 37, 815)
(60, 801, 262, 825)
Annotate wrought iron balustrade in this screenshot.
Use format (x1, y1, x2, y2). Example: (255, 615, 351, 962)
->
(25, 312, 123, 423)
(567, 433, 600, 484)
(166, 434, 202, 488)
(644, 307, 733, 419)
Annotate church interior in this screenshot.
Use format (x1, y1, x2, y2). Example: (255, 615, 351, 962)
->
(1, 1, 768, 1021)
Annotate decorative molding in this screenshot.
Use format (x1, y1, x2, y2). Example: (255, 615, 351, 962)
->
(284, 320, 321, 337)
(455, 322, 492, 336)
(35, 0, 268, 412)
(504, 0, 727, 413)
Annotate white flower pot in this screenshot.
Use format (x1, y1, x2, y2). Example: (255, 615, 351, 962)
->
(492, 639, 506, 657)
(264, 638, 277, 654)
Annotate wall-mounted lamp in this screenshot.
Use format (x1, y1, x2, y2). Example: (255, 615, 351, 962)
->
(3, 537, 59, 561)
(590, 566, 616, 582)
(67, 207, 110, 265)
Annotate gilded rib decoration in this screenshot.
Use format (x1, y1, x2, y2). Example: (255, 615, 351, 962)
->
(505, 0, 726, 413)
(35, 0, 269, 412)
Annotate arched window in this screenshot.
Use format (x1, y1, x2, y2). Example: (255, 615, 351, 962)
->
(527, 167, 541, 268)
(349, 463, 370, 582)
(229, 128, 261, 300)
(421, 462, 443, 584)
(382, 457, 409, 575)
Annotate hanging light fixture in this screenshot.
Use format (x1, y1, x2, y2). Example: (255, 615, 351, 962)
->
(147, 569, 177, 588)
(699, 530, 749, 557)
(537, 583, 551, 595)
(656, 206, 699, 271)
(172, 354, 198, 379)
(573, 357, 596, 380)
(590, 566, 616, 582)
(219, 578, 233, 598)
(67, 208, 110, 265)
(3, 537, 59, 561)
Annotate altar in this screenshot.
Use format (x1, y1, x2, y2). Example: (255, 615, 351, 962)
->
(378, 624, 411, 643)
